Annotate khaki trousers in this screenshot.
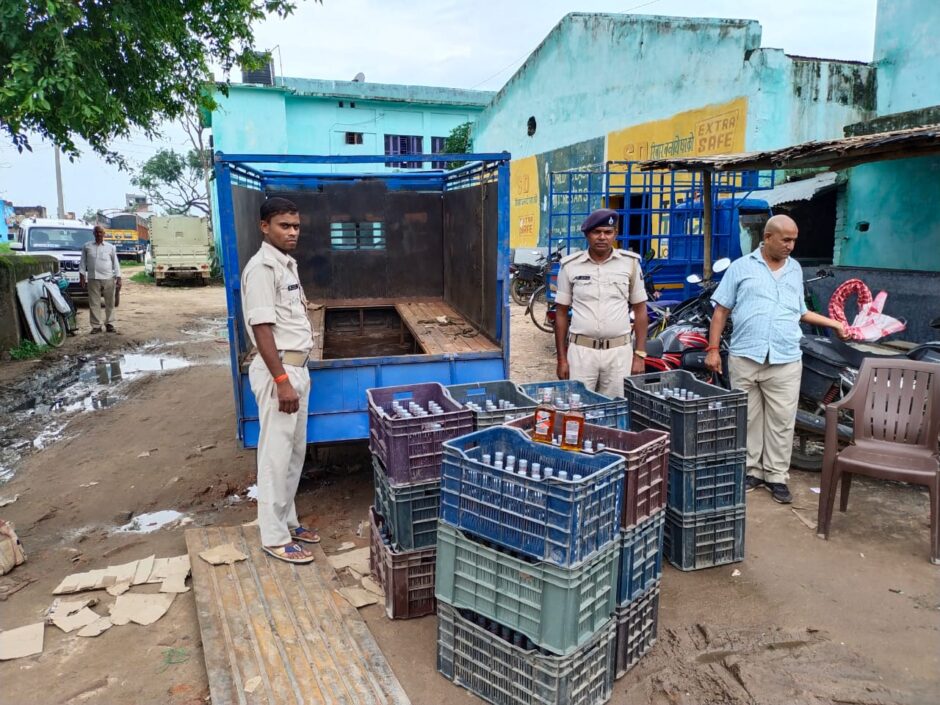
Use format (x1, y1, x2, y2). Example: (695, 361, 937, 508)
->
(87, 278, 116, 329)
(567, 342, 633, 398)
(249, 356, 311, 547)
(728, 355, 802, 485)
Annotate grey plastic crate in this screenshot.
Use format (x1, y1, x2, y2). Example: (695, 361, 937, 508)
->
(624, 370, 746, 458)
(447, 380, 538, 429)
(436, 521, 618, 656)
(437, 602, 616, 705)
(667, 451, 746, 514)
(663, 506, 746, 571)
(615, 585, 660, 679)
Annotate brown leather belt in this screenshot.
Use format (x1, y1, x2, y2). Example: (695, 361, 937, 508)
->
(279, 350, 310, 366)
(569, 333, 630, 350)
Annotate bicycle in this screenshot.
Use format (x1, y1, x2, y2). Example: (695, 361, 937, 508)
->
(28, 271, 75, 348)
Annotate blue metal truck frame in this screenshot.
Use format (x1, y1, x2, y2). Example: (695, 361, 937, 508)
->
(215, 152, 512, 448)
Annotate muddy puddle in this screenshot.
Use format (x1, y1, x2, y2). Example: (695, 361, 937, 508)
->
(0, 351, 192, 482)
(116, 509, 188, 533)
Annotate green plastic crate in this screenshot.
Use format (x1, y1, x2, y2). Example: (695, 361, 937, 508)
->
(373, 455, 440, 551)
(435, 521, 619, 656)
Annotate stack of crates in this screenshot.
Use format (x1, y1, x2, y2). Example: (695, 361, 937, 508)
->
(446, 380, 538, 429)
(435, 426, 625, 705)
(625, 370, 748, 571)
(366, 382, 473, 618)
(505, 414, 670, 678)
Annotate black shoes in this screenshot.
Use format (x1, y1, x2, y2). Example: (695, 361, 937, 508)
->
(764, 482, 793, 504)
(745, 475, 764, 492)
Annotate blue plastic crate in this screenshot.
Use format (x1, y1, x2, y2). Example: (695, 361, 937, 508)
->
(518, 380, 629, 431)
(667, 451, 746, 515)
(617, 511, 664, 605)
(440, 426, 624, 568)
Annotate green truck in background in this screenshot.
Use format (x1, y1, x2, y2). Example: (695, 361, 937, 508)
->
(145, 216, 211, 285)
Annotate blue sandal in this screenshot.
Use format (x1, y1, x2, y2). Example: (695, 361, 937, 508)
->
(291, 526, 321, 544)
(263, 542, 314, 564)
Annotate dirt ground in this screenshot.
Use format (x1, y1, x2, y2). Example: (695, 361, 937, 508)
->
(0, 279, 937, 705)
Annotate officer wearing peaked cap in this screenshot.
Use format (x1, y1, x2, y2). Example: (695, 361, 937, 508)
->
(553, 208, 648, 398)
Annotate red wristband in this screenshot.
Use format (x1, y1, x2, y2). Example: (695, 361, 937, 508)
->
(273, 373, 289, 384)
(705, 346, 719, 352)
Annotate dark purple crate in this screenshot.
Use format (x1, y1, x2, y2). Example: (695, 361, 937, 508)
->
(367, 382, 474, 486)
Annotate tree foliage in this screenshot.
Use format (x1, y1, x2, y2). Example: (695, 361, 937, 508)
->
(133, 147, 210, 216)
(0, 1, 303, 159)
(442, 121, 473, 169)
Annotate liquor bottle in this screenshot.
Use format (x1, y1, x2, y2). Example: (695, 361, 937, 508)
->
(560, 393, 585, 451)
(531, 388, 556, 444)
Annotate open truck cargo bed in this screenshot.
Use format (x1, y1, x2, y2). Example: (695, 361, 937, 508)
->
(215, 153, 512, 447)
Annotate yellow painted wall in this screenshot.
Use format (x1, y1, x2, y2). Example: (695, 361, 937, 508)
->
(508, 155, 540, 248)
(606, 97, 748, 165)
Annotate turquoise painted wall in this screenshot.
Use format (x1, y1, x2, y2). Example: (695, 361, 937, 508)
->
(838, 0, 940, 271)
(473, 13, 874, 157)
(211, 83, 488, 173)
(874, 0, 940, 114)
(839, 157, 940, 271)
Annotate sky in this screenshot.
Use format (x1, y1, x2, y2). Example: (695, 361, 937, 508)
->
(0, 0, 878, 217)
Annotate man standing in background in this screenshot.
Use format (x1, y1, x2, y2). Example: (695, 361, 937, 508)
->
(79, 224, 121, 333)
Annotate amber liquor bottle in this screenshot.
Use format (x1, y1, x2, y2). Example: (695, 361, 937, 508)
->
(531, 388, 556, 444)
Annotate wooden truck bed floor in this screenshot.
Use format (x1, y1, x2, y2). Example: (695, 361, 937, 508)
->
(241, 299, 498, 369)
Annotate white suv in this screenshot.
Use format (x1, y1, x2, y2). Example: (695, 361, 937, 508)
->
(11, 218, 94, 299)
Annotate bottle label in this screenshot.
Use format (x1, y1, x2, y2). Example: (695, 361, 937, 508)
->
(564, 419, 581, 445)
(534, 410, 551, 437)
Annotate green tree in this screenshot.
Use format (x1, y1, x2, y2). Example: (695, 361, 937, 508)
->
(0, 1, 309, 160)
(133, 148, 210, 216)
(443, 121, 473, 167)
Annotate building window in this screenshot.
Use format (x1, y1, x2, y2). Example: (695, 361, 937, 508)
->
(345, 132, 364, 145)
(330, 221, 385, 251)
(430, 136, 447, 169)
(384, 134, 424, 169)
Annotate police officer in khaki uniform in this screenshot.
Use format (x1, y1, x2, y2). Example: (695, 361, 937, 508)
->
(242, 197, 320, 564)
(554, 209, 648, 398)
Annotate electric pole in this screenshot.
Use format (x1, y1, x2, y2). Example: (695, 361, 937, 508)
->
(54, 147, 65, 218)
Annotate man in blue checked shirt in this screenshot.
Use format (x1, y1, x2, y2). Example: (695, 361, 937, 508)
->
(705, 215, 847, 504)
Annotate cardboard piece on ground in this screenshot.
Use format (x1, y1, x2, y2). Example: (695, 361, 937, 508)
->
(160, 572, 189, 594)
(77, 616, 112, 638)
(361, 576, 384, 597)
(109, 593, 175, 626)
(0, 622, 44, 660)
(244, 676, 262, 694)
(52, 606, 101, 634)
(106, 581, 131, 597)
(198, 543, 247, 566)
(337, 541, 356, 551)
(47, 596, 98, 618)
(327, 547, 370, 576)
(132, 555, 155, 585)
(337, 587, 379, 609)
(0, 494, 18, 507)
(146, 558, 170, 583)
(52, 558, 141, 595)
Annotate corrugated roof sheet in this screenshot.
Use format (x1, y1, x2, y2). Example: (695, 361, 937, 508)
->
(760, 172, 838, 206)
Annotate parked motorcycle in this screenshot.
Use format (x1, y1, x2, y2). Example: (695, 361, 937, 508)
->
(793, 323, 940, 470)
(510, 253, 549, 306)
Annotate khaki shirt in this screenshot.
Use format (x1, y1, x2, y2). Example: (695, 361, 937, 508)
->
(241, 241, 314, 352)
(555, 248, 648, 339)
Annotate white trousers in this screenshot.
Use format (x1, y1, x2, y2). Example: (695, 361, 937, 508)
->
(728, 355, 802, 485)
(248, 356, 311, 546)
(567, 342, 633, 398)
(87, 278, 116, 328)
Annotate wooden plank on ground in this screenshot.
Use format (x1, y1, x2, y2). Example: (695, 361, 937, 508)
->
(186, 525, 411, 705)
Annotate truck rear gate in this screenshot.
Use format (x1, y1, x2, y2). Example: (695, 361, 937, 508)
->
(215, 153, 512, 447)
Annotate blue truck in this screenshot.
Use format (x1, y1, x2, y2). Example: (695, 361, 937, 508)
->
(214, 152, 512, 447)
